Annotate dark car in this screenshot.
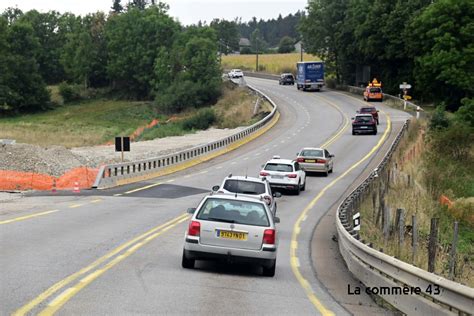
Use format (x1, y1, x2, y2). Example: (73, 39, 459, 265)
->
(279, 73, 295, 85)
(352, 114, 377, 135)
(357, 106, 379, 125)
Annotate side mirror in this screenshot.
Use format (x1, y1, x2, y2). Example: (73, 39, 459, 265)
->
(187, 208, 196, 214)
(273, 216, 280, 224)
(273, 192, 282, 198)
(330, 154, 335, 158)
(212, 185, 219, 191)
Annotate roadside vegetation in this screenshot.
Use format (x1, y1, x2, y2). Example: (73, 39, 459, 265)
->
(222, 53, 319, 74)
(359, 104, 473, 286)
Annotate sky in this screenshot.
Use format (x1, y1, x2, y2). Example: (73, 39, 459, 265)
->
(0, 0, 307, 25)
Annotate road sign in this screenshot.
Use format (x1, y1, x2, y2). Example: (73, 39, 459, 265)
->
(400, 83, 412, 89)
(403, 95, 412, 100)
(353, 212, 361, 231)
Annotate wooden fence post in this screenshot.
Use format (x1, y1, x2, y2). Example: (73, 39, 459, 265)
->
(449, 221, 459, 280)
(383, 206, 390, 244)
(428, 218, 439, 273)
(412, 214, 417, 265)
(396, 208, 405, 258)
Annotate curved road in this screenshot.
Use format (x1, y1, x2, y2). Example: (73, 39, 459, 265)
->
(0, 77, 410, 315)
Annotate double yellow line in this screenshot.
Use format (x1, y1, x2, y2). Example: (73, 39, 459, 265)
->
(289, 94, 392, 315)
(14, 213, 190, 316)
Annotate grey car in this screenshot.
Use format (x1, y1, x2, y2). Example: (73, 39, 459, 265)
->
(212, 175, 281, 215)
(182, 193, 280, 276)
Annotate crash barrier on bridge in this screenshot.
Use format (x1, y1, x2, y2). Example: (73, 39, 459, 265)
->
(336, 120, 474, 315)
(92, 84, 279, 189)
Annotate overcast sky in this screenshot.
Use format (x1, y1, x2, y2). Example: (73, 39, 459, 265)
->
(1, 0, 307, 25)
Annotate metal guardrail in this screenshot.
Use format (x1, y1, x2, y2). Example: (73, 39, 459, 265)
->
(336, 121, 474, 315)
(92, 84, 278, 189)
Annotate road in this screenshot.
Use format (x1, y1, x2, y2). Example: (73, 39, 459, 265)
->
(0, 77, 410, 315)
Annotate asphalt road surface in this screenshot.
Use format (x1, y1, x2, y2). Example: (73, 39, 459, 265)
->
(1, 77, 410, 315)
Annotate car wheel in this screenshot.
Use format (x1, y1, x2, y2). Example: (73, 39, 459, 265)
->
(329, 166, 333, 173)
(182, 250, 195, 269)
(295, 182, 301, 195)
(262, 260, 276, 277)
(301, 180, 306, 191)
(377, 119, 380, 125)
(352, 130, 356, 135)
(323, 169, 329, 177)
(373, 130, 377, 135)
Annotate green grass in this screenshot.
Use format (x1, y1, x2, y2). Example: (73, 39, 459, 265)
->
(0, 99, 157, 148)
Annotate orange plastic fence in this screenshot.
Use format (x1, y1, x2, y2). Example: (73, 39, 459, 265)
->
(0, 167, 98, 191)
(105, 118, 161, 145)
(439, 194, 454, 209)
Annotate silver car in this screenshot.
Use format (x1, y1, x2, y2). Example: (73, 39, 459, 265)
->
(212, 175, 281, 214)
(182, 194, 280, 276)
(296, 147, 334, 176)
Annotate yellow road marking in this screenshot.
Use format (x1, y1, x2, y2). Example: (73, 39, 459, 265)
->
(0, 210, 60, 225)
(68, 204, 82, 209)
(113, 193, 122, 197)
(290, 111, 391, 315)
(316, 95, 350, 149)
(37, 215, 190, 315)
(124, 182, 163, 194)
(13, 213, 189, 316)
(90, 199, 102, 203)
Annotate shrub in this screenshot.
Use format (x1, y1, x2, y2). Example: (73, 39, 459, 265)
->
(240, 47, 252, 55)
(58, 82, 82, 103)
(326, 78, 337, 89)
(182, 108, 216, 130)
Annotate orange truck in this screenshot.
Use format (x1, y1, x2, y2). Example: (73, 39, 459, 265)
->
(363, 78, 383, 102)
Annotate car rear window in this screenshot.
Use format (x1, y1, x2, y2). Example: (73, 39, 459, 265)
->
(360, 108, 374, 113)
(223, 180, 266, 195)
(369, 88, 381, 93)
(300, 149, 323, 157)
(355, 116, 373, 123)
(197, 198, 269, 227)
(285, 75, 294, 79)
(264, 163, 293, 172)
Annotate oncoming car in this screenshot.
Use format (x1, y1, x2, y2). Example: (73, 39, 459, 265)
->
(259, 156, 306, 195)
(279, 73, 295, 85)
(228, 69, 244, 78)
(182, 194, 279, 276)
(212, 175, 281, 214)
(296, 147, 334, 176)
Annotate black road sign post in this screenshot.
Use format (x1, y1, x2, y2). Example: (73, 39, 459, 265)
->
(115, 136, 130, 162)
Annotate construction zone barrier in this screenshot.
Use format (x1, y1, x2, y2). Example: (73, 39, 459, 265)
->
(0, 167, 98, 191)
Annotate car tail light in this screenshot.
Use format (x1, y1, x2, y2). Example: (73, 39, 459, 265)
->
(260, 171, 269, 177)
(296, 158, 304, 162)
(287, 174, 297, 178)
(316, 159, 326, 164)
(263, 195, 272, 205)
(263, 229, 276, 244)
(188, 221, 200, 236)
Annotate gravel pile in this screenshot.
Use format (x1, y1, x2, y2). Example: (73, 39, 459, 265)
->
(0, 143, 90, 177)
(1, 127, 245, 176)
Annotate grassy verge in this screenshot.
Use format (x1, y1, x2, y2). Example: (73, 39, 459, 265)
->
(0, 98, 157, 148)
(222, 53, 320, 74)
(359, 120, 473, 286)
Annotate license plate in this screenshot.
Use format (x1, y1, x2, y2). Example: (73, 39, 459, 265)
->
(360, 126, 368, 129)
(217, 230, 247, 240)
(272, 175, 284, 179)
(305, 159, 316, 163)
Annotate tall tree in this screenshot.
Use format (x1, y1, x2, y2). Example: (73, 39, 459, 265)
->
(409, 0, 474, 110)
(2, 20, 50, 113)
(111, 0, 123, 13)
(106, 6, 179, 98)
(210, 19, 239, 54)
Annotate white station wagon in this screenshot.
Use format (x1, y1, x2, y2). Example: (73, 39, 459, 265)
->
(182, 193, 279, 276)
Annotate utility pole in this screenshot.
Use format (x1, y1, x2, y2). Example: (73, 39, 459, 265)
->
(256, 38, 259, 72)
(300, 41, 303, 62)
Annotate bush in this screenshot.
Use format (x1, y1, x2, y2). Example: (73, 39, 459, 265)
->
(240, 47, 252, 55)
(58, 82, 82, 103)
(326, 78, 337, 89)
(182, 108, 216, 130)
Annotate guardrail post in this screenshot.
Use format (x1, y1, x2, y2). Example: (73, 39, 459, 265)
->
(383, 206, 390, 245)
(428, 217, 439, 273)
(412, 214, 417, 265)
(397, 208, 405, 258)
(449, 221, 459, 280)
